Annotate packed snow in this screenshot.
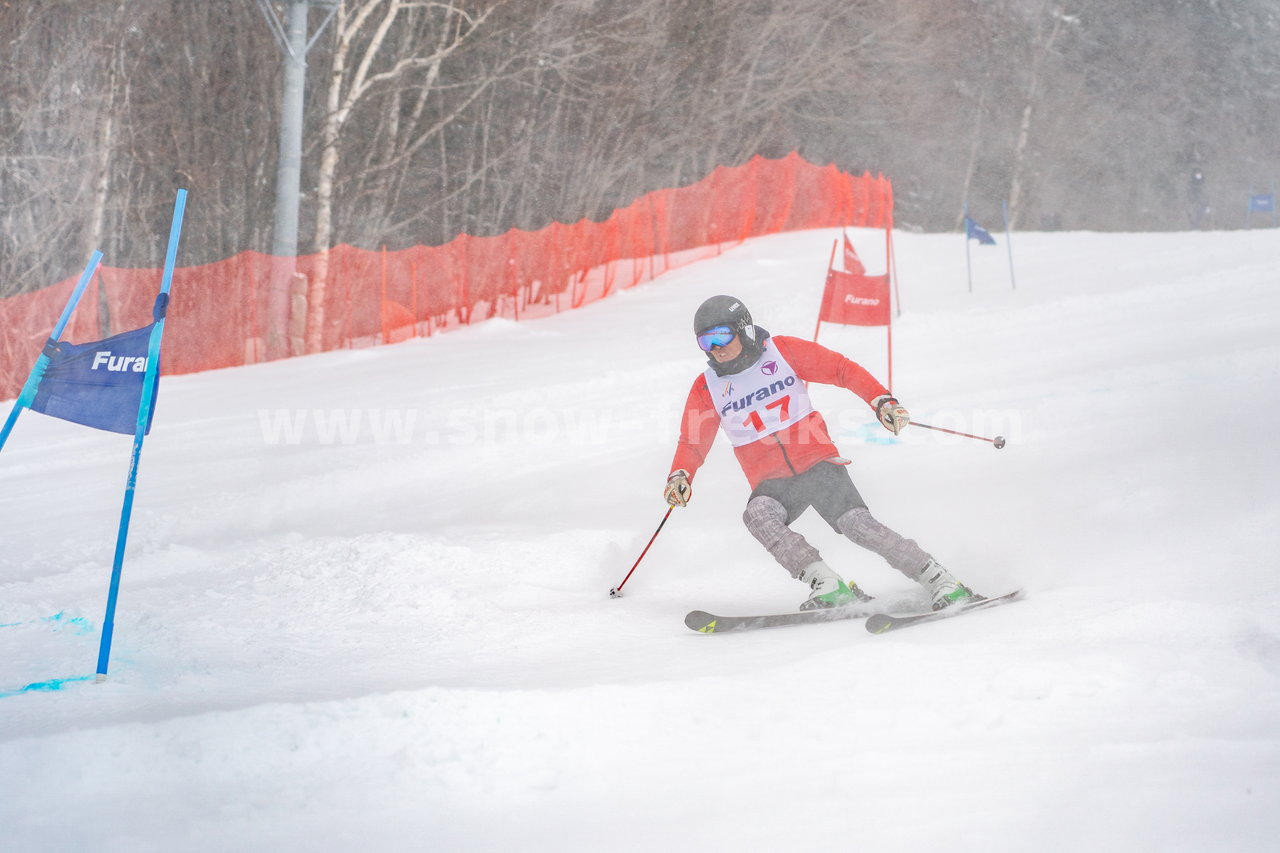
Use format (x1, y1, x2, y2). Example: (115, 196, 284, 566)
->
(2, 227, 1278, 852)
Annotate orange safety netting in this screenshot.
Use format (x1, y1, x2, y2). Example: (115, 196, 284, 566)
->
(1, 152, 892, 399)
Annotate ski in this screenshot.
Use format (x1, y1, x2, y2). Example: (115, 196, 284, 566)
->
(864, 589, 1024, 634)
(685, 602, 880, 634)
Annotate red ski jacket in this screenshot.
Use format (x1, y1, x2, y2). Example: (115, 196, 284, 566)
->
(670, 335, 889, 490)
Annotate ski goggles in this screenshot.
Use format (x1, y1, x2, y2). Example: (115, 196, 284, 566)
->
(696, 325, 736, 351)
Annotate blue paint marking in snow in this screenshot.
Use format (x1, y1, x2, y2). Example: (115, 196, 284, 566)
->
(851, 422, 900, 446)
(0, 613, 99, 697)
(0, 675, 94, 699)
(0, 612, 94, 634)
(43, 612, 94, 635)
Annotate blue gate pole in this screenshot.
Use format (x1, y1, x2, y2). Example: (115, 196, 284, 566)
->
(1002, 200, 1017, 290)
(0, 252, 103, 454)
(96, 191, 186, 681)
(963, 202, 973, 293)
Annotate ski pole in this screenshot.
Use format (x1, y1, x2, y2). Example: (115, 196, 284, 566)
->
(609, 506, 674, 598)
(910, 421, 1006, 449)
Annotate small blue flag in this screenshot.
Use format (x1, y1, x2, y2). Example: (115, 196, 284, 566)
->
(28, 325, 159, 435)
(1248, 193, 1275, 213)
(965, 216, 997, 245)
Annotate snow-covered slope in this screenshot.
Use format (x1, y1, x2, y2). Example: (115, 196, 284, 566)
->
(2, 228, 1278, 852)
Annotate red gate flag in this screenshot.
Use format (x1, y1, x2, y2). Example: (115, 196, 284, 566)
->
(817, 233, 890, 327)
(841, 231, 865, 275)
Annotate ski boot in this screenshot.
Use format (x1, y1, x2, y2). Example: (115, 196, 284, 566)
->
(799, 561, 873, 611)
(918, 559, 980, 611)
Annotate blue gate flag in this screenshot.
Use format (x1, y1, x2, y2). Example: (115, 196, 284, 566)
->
(0, 190, 186, 685)
(27, 325, 160, 435)
(965, 215, 997, 245)
(1248, 193, 1275, 213)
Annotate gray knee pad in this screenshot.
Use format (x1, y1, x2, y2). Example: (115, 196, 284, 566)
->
(835, 507, 931, 578)
(743, 496, 820, 579)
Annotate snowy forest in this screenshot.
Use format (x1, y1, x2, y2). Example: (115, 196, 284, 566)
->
(1, 0, 1277, 296)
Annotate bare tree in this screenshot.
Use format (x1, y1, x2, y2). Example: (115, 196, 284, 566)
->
(304, 0, 508, 353)
(2, 0, 1279, 315)
(1005, 2, 1072, 229)
(0, 2, 102, 297)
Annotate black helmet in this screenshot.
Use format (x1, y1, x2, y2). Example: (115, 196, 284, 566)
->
(693, 295, 752, 335)
(693, 294, 767, 375)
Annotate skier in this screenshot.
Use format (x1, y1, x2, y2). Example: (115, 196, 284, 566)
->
(1188, 168, 1210, 230)
(664, 294, 979, 612)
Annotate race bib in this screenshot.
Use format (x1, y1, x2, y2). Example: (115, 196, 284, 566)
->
(704, 340, 814, 447)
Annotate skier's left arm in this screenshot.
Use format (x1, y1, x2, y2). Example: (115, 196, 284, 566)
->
(773, 335, 909, 434)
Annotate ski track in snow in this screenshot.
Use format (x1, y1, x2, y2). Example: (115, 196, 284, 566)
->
(1, 228, 1278, 851)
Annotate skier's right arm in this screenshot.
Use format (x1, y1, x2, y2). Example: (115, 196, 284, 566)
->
(666, 376, 719, 506)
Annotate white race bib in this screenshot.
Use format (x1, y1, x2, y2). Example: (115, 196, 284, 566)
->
(704, 340, 815, 447)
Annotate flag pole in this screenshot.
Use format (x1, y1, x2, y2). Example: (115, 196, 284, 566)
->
(963, 202, 974, 293)
(884, 207, 894, 390)
(0, 251, 103, 454)
(96, 190, 187, 682)
(1002, 199, 1017, 290)
(887, 195, 901, 318)
(886, 321, 894, 394)
(812, 238, 838, 342)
